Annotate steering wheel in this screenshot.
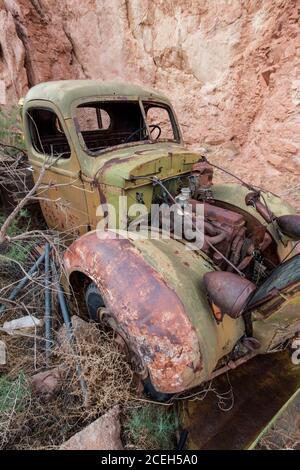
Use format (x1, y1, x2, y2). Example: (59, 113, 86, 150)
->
(125, 124, 161, 143)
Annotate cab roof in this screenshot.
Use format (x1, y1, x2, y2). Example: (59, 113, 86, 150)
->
(23, 80, 171, 117)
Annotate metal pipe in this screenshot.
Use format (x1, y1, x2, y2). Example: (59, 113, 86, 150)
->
(176, 429, 189, 451)
(208, 351, 257, 381)
(51, 261, 88, 406)
(0, 250, 46, 316)
(44, 243, 52, 365)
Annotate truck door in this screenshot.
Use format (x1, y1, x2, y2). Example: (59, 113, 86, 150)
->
(24, 101, 90, 236)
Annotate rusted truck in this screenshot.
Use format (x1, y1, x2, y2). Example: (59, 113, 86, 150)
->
(21, 80, 300, 402)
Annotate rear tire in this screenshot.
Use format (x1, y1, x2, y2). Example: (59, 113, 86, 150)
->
(85, 282, 173, 402)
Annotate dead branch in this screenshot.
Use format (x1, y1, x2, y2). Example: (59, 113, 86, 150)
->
(0, 164, 46, 244)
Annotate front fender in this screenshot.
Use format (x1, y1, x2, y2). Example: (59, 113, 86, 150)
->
(63, 230, 202, 394)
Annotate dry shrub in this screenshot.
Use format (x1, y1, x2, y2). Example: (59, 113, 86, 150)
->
(54, 321, 134, 417)
(0, 320, 134, 449)
(0, 232, 136, 449)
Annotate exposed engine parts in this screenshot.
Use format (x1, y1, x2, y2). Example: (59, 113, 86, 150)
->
(189, 160, 214, 201)
(190, 200, 273, 279)
(132, 158, 300, 301)
(151, 160, 279, 284)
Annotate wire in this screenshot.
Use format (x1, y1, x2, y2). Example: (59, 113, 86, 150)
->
(205, 158, 279, 198)
(205, 160, 253, 190)
(279, 240, 300, 264)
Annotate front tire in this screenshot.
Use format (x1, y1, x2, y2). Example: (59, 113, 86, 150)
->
(85, 282, 105, 321)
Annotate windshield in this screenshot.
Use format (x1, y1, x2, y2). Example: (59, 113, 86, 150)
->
(74, 100, 180, 155)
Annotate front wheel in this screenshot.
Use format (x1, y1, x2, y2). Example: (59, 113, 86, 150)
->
(85, 282, 172, 402)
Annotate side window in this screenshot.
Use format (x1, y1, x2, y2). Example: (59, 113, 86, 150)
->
(145, 106, 175, 140)
(27, 108, 71, 158)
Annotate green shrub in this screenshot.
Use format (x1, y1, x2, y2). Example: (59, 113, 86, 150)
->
(125, 404, 177, 450)
(0, 209, 32, 263)
(0, 106, 24, 149)
(0, 373, 29, 414)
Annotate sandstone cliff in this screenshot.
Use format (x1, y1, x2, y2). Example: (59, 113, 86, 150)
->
(0, 0, 299, 205)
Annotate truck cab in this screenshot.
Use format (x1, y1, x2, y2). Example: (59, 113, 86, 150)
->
(22, 80, 194, 236)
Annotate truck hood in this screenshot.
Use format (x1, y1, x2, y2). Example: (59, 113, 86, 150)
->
(93, 143, 202, 188)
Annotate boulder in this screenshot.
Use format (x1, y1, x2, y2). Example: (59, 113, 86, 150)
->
(31, 367, 63, 395)
(60, 405, 123, 450)
(2, 315, 42, 335)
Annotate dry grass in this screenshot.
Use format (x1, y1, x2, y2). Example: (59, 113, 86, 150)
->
(257, 394, 300, 450)
(2, 327, 134, 450)
(0, 257, 135, 449)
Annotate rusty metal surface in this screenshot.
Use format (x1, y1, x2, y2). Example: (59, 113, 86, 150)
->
(63, 228, 300, 394)
(191, 200, 249, 271)
(191, 160, 213, 199)
(179, 350, 300, 450)
(21, 80, 300, 399)
(64, 230, 202, 394)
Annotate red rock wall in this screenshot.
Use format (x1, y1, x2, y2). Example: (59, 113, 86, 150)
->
(0, 0, 299, 203)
